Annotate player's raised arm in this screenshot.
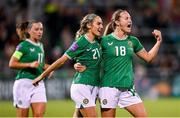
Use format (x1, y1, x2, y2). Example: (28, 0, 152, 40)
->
(136, 29, 162, 63)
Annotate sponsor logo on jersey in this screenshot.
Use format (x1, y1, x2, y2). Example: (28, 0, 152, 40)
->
(86, 48, 92, 51)
(108, 42, 113, 45)
(83, 98, 89, 104)
(69, 42, 79, 51)
(30, 48, 35, 52)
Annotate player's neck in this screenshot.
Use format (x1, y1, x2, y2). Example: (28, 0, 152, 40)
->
(113, 29, 127, 40)
(85, 33, 95, 43)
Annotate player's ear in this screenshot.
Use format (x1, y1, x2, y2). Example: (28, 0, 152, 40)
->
(87, 22, 92, 29)
(115, 20, 120, 26)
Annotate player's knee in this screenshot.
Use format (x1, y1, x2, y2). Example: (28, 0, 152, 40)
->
(33, 111, 44, 117)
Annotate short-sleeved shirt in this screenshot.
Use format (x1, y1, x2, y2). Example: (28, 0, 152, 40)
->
(65, 35, 102, 86)
(13, 39, 45, 80)
(100, 33, 144, 88)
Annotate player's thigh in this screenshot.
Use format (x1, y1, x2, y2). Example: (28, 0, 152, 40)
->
(125, 102, 147, 117)
(101, 108, 116, 118)
(16, 108, 29, 117)
(31, 102, 46, 117)
(79, 106, 97, 117)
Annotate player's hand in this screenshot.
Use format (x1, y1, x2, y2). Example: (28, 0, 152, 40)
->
(30, 61, 39, 68)
(74, 63, 86, 72)
(152, 29, 162, 43)
(32, 77, 41, 86)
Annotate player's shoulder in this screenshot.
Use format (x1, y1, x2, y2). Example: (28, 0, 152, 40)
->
(128, 35, 138, 40)
(17, 40, 28, 47)
(101, 34, 112, 42)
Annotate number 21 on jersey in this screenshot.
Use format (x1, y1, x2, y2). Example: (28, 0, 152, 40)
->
(92, 48, 100, 59)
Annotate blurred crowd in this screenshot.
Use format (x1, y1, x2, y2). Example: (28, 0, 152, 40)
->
(0, 0, 180, 97)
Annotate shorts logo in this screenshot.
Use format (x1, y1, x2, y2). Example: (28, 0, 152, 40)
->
(102, 99, 107, 105)
(83, 98, 89, 104)
(18, 100, 22, 105)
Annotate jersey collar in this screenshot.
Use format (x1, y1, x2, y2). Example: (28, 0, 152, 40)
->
(26, 39, 40, 46)
(111, 33, 128, 40)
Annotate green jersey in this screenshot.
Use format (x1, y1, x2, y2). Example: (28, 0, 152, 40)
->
(13, 39, 45, 80)
(65, 35, 102, 86)
(100, 33, 143, 88)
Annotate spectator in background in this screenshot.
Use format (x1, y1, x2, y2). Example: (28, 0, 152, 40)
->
(9, 20, 51, 117)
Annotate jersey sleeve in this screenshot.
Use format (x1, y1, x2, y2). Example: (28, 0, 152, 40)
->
(131, 36, 144, 53)
(65, 37, 88, 59)
(12, 42, 26, 60)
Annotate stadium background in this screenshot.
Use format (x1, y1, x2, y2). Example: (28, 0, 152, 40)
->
(0, 0, 180, 117)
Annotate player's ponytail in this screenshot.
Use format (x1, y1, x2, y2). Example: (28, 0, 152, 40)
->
(16, 21, 30, 40)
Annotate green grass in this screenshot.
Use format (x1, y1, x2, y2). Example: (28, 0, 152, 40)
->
(0, 98, 180, 117)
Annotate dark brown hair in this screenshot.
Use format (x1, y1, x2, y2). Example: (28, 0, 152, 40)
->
(16, 21, 30, 40)
(16, 20, 42, 40)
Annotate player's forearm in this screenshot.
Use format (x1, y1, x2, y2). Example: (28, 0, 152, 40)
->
(9, 61, 32, 69)
(147, 41, 161, 62)
(43, 64, 50, 70)
(38, 55, 68, 79)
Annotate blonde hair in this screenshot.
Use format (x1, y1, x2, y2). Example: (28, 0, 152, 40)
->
(75, 13, 98, 39)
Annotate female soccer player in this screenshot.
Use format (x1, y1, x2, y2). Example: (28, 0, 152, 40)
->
(75, 9, 162, 117)
(99, 9, 162, 117)
(9, 20, 50, 117)
(32, 13, 103, 117)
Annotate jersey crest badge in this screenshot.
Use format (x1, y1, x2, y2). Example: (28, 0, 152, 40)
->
(128, 40, 133, 47)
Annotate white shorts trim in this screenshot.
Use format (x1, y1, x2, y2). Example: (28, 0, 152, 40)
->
(70, 84, 99, 108)
(13, 79, 47, 108)
(99, 87, 142, 108)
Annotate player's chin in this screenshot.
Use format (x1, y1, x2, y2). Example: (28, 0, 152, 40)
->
(95, 32, 101, 37)
(126, 29, 131, 33)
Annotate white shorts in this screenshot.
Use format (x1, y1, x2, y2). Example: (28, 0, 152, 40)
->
(13, 79, 47, 108)
(99, 87, 142, 108)
(70, 84, 99, 108)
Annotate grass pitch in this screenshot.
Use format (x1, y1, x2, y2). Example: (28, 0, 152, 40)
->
(0, 98, 179, 117)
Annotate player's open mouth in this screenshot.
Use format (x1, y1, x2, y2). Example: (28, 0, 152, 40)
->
(127, 24, 132, 28)
(98, 29, 102, 33)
